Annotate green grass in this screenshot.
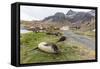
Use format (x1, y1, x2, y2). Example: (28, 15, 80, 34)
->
(20, 32, 95, 64)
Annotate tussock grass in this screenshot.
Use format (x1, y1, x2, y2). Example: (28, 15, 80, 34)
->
(20, 32, 95, 64)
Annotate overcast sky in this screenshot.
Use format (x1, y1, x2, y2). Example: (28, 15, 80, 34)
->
(20, 5, 92, 21)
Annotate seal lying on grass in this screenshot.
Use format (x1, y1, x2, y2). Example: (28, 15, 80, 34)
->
(31, 42, 60, 54)
(28, 36, 67, 54)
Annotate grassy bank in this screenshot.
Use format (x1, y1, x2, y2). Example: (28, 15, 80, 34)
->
(20, 32, 95, 64)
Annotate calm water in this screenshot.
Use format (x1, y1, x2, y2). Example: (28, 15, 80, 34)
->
(20, 27, 32, 33)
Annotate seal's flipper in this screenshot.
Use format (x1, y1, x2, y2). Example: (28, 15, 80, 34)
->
(27, 47, 38, 52)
